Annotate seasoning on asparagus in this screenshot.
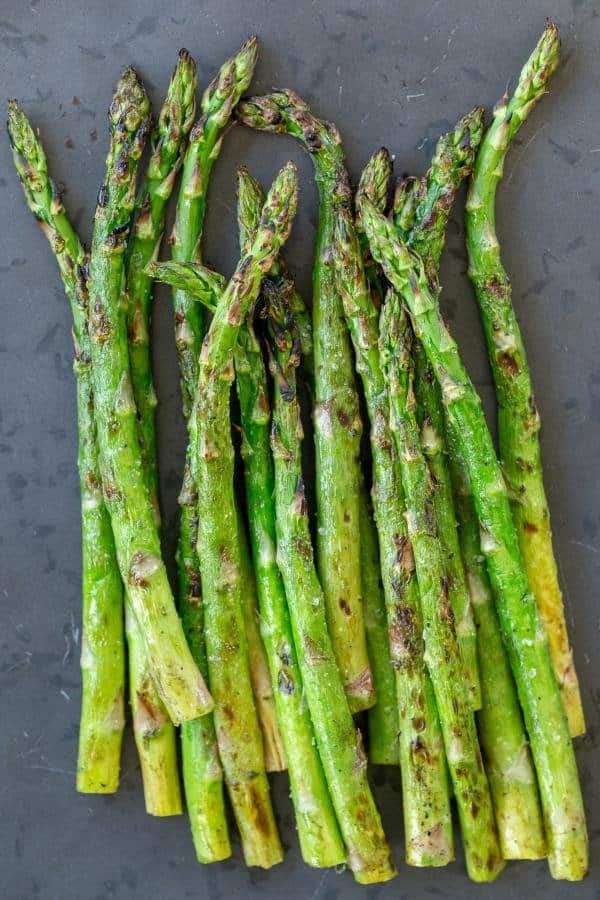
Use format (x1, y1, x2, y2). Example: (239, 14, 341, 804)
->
(361, 196, 589, 881)
(7, 102, 125, 794)
(192, 162, 299, 868)
(123, 48, 198, 819)
(334, 195, 453, 867)
(380, 296, 503, 882)
(266, 284, 395, 886)
(355, 149, 399, 765)
(237, 91, 374, 712)
(465, 22, 584, 738)
(395, 159, 544, 859)
(88, 67, 212, 725)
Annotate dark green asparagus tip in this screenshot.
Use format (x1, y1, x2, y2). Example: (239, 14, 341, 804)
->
(429, 106, 485, 187)
(159, 48, 198, 138)
(356, 147, 392, 221)
(236, 89, 339, 154)
(197, 35, 259, 129)
(7, 99, 30, 152)
(109, 66, 151, 133)
(392, 175, 420, 228)
(237, 165, 266, 243)
(513, 21, 560, 105)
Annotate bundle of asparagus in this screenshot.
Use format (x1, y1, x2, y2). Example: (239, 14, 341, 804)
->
(8, 21, 588, 885)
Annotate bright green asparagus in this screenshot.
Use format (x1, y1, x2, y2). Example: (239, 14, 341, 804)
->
(192, 162, 299, 868)
(88, 67, 212, 725)
(465, 23, 584, 737)
(355, 149, 399, 766)
(266, 284, 395, 885)
(237, 91, 374, 712)
(393, 113, 484, 710)
(8, 101, 125, 794)
(395, 158, 544, 859)
(362, 196, 588, 881)
(123, 48, 198, 819)
(380, 297, 503, 881)
(169, 39, 259, 859)
(336, 181, 453, 865)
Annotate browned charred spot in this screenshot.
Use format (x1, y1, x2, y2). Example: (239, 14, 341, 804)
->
(249, 783, 272, 837)
(90, 300, 111, 342)
(452, 724, 462, 740)
(293, 476, 308, 517)
(114, 152, 128, 182)
(304, 635, 326, 664)
(221, 704, 235, 724)
(411, 736, 431, 764)
(343, 510, 351, 523)
(134, 686, 166, 736)
(394, 533, 414, 575)
(412, 716, 425, 732)
(353, 731, 368, 774)
(454, 766, 467, 780)
(103, 481, 122, 503)
(106, 222, 129, 250)
(471, 801, 480, 818)
(226, 297, 242, 325)
(188, 567, 201, 601)
(293, 535, 312, 560)
(97, 183, 108, 207)
(336, 407, 354, 430)
(523, 520, 538, 533)
(347, 668, 374, 703)
(486, 275, 508, 299)
(389, 604, 418, 665)
(497, 351, 519, 378)
(439, 576, 455, 627)
(278, 669, 295, 695)
(339, 597, 352, 617)
(85, 470, 101, 493)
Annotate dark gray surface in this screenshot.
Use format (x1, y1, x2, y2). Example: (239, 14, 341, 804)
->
(1, 1, 599, 897)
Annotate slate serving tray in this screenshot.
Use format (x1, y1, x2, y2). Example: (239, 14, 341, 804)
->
(1, 2, 598, 897)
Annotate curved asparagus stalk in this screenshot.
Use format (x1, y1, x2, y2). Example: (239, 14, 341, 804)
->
(171, 36, 258, 418)
(380, 297, 503, 882)
(123, 49, 198, 819)
(394, 124, 545, 858)
(333, 205, 452, 866)
(88, 68, 212, 725)
(7, 101, 125, 793)
(465, 24, 584, 737)
(237, 92, 373, 712)
(362, 197, 588, 881)
(192, 162, 298, 868)
(355, 149, 399, 765)
(394, 112, 485, 710)
(266, 291, 395, 885)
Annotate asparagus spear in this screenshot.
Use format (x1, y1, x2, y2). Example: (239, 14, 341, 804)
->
(395, 161, 544, 858)
(361, 197, 589, 881)
(393, 117, 483, 710)
(266, 287, 395, 886)
(191, 162, 298, 868)
(122, 49, 198, 819)
(334, 199, 453, 866)
(465, 23, 584, 737)
(355, 149, 399, 765)
(237, 91, 374, 712)
(380, 297, 503, 881)
(8, 101, 125, 794)
(88, 67, 212, 725)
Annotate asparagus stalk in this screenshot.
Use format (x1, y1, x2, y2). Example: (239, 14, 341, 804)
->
(7, 101, 125, 793)
(465, 23, 584, 737)
(266, 289, 395, 885)
(334, 202, 453, 866)
(237, 509, 286, 773)
(380, 297, 503, 881)
(392, 116, 484, 710)
(237, 92, 374, 712)
(361, 197, 589, 881)
(355, 149, 399, 765)
(88, 68, 212, 725)
(192, 162, 298, 868)
(122, 49, 198, 819)
(395, 158, 544, 857)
